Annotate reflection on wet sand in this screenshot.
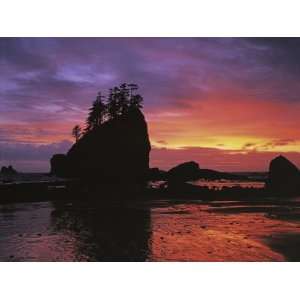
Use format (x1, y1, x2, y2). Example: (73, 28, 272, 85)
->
(1, 197, 300, 261)
(0, 202, 87, 261)
(150, 199, 300, 261)
(0, 199, 151, 261)
(50, 201, 151, 261)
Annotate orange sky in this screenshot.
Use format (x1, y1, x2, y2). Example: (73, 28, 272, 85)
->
(148, 92, 300, 153)
(147, 89, 300, 171)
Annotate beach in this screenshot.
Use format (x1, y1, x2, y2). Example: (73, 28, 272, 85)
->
(1, 194, 300, 261)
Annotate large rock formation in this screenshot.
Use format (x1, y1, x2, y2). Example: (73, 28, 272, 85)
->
(50, 108, 151, 183)
(266, 155, 300, 195)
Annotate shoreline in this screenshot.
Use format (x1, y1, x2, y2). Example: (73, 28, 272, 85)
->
(1, 178, 299, 205)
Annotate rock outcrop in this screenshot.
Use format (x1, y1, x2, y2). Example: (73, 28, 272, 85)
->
(50, 108, 151, 183)
(0, 165, 17, 175)
(166, 161, 247, 182)
(266, 155, 300, 195)
(50, 154, 68, 177)
(167, 161, 200, 182)
(147, 168, 167, 181)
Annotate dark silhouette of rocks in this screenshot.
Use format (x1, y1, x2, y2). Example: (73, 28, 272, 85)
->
(166, 161, 247, 182)
(146, 180, 267, 202)
(168, 161, 200, 182)
(50, 154, 68, 177)
(51, 108, 151, 183)
(50, 84, 150, 185)
(197, 169, 246, 180)
(1, 165, 17, 175)
(266, 155, 300, 195)
(147, 168, 167, 181)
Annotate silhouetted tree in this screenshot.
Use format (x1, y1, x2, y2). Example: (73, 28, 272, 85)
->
(118, 83, 130, 114)
(72, 125, 82, 142)
(128, 83, 138, 98)
(85, 92, 106, 131)
(129, 94, 143, 109)
(107, 87, 120, 120)
(128, 84, 143, 109)
(106, 83, 143, 119)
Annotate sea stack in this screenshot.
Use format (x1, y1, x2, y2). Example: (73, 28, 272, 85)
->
(266, 155, 300, 195)
(50, 108, 151, 183)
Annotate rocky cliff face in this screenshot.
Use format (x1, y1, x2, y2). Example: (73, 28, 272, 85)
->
(50, 154, 68, 177)
(266, 155, 300, 195)
(50, 108, 151, 183)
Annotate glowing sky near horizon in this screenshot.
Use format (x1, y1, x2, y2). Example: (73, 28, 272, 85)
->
(1, 37, 300, 172)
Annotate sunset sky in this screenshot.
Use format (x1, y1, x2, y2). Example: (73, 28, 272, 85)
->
(1, 37, 300, 172)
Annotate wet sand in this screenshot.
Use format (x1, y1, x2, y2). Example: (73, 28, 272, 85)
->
(1, 198, 300, 261)
(150, 200, 300, 261)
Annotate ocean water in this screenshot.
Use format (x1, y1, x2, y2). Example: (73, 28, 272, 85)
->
(0, 173, 65, 184)
(189, 179, 265, 189)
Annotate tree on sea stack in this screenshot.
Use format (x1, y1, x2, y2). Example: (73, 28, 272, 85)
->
(107, 87, 120, 120)
(128, 84, 143, 109)
(85, 92, 106, 132)
(129, 93, 143, 109)
(106, 83, 144, 120)
(118, 83, 130, 114)
(83, 84, 144, 133)
(72, 125, 82, 143)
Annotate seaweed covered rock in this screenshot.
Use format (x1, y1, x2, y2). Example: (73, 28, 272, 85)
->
(266, 155, 300, 195)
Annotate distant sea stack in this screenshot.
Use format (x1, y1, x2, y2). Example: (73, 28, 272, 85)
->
(0, 165, 17, 175)
(51, 108, 151, 183)
(266, 155, 300, 195)
(166, 161, 247, 182)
